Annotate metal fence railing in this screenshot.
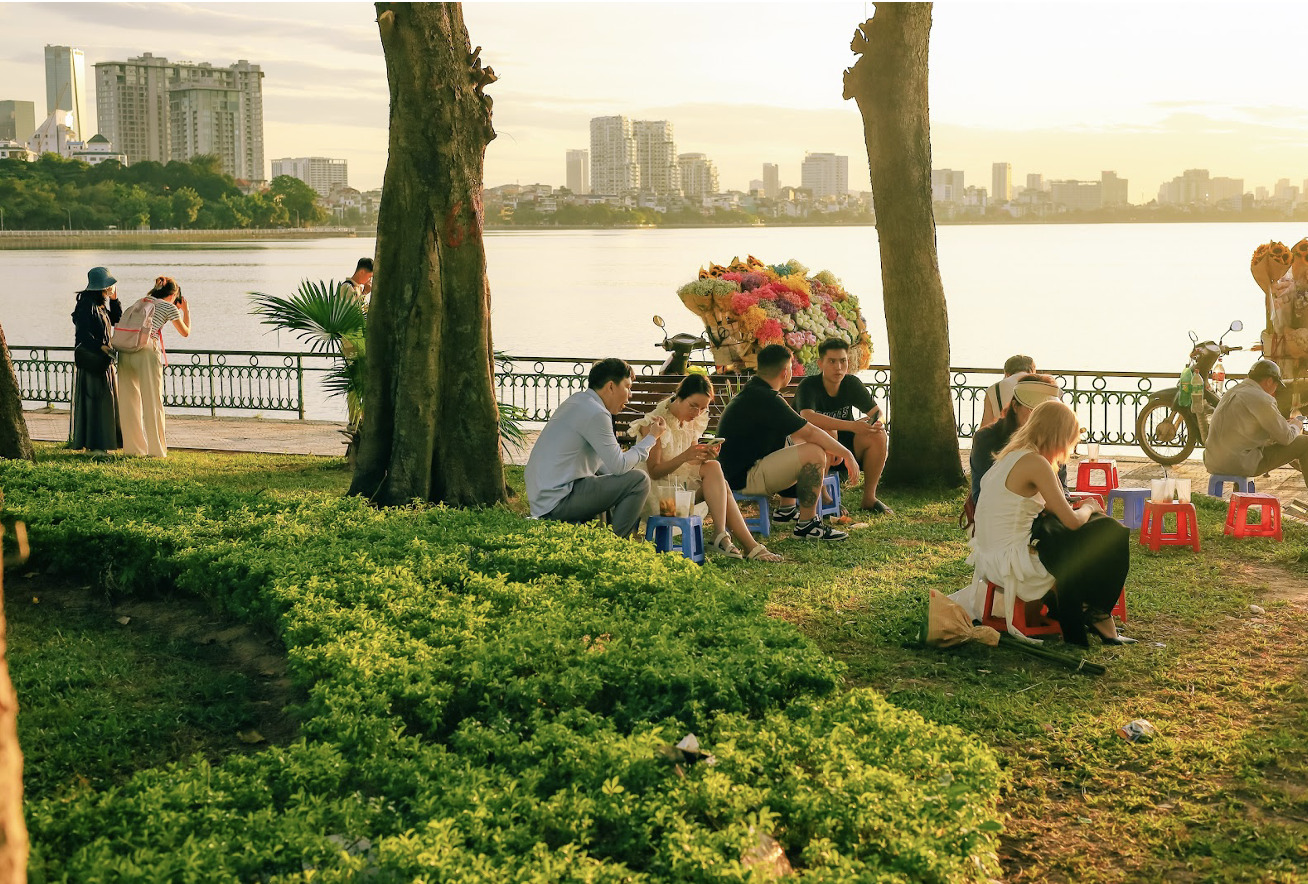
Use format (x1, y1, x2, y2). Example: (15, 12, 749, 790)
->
(16, 346, 1182, 446)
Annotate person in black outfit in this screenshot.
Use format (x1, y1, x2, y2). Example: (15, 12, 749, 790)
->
(717, 344, 859, 541)
(70, 266, 122, 453)
(794, 338, 891, 514)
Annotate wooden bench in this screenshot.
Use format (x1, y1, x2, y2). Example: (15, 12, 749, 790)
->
(613, 374, 801, 445)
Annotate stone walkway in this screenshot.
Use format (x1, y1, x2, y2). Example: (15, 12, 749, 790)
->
(24, 408, 1307, 506)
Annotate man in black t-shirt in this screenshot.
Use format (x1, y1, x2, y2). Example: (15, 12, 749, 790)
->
(717, 344, 860, 541)
(794, 339, 892, 514)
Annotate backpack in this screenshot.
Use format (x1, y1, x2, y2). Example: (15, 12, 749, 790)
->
(111, 298, 160, 353)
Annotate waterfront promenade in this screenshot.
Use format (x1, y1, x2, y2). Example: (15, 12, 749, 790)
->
(22, 408, 1308, 507)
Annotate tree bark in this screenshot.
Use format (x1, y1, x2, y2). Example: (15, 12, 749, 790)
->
(843, 3, 964, 487)
(347, 3, 504, 507)
(0, 521, 29, 884)
(349, 2, 505, 506)
(0, 326, 35, 463)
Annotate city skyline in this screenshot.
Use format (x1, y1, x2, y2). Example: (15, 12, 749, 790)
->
(4, 2, 1308, 201)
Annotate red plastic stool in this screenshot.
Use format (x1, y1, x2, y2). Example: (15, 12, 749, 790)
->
(1075, 460, 1120, 496)
(1223, 492, 1282, 541)
(1139, 500, 1200, 552)
(1068, 491, 1107, 510)
(981, 581, 1062, 637)
(1111, 588, 1128, 624)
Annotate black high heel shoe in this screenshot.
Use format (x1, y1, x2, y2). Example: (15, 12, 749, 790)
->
(1088, 615, 1138, 645)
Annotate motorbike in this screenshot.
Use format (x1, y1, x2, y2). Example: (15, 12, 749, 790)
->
(652, 315, 709, 374)
(1135, 320, 1243, 465)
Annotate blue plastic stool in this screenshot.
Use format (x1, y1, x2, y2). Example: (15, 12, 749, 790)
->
(645, 515, 706, 564)
(817, 473, 842, 519)
(1105, 486, 1150, 530)
(732, 491, 771, 538)
(1207, 474, 1254, 497)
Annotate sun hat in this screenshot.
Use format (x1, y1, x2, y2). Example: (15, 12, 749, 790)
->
(84, 267, 117, 291)
(1012, 377, 1062, 408)
(1248, 358, 1286, 390)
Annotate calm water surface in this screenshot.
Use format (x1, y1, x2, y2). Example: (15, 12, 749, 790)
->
(0, 222, 1296, 380)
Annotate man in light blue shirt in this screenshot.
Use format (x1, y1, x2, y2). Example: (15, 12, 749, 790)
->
(526, 358, 667, 535)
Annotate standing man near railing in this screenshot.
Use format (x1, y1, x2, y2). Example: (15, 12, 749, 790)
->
(339, 257, 373, 307)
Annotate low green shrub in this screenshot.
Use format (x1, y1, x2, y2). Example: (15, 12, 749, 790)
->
(2, 456, 1001, 881)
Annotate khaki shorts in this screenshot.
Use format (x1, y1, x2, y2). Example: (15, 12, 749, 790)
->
(741, 446, 806, 496)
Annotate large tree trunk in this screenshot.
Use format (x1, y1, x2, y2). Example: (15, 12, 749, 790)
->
(349, 3, 505, 506)
(0, 326, 34, 463)
(843, 3, 964, 487)
(0, 521, 29, 884)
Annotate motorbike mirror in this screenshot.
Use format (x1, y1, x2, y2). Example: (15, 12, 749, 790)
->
(652, 315, 665, 329)
(1229, 320, 1243, 332)
(1188, 331, 1199, 344)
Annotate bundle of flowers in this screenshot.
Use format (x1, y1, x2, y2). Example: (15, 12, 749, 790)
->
(676, 256, 872, 373)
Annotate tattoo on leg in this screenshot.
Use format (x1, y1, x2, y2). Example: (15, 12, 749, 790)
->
(797, 463, 820, 508)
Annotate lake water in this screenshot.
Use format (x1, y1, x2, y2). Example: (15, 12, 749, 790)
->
(0, 222, 1296, 420)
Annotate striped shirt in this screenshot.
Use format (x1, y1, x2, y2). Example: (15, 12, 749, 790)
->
(144, 297, 182, 334)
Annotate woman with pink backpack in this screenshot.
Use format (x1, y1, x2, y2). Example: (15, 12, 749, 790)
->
(114, 275, 191, 457)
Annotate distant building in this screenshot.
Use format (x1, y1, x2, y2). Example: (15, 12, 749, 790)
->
(45, 45, 91, 139)
(677, 153, 718, 198)
(748, 178, 765, 195)
(1100, 171, 1128, 207)
(69, 133, 126, 166)
(589, 116, 639, 194)
(991, 162, 1012, 203)
(800, 152, 848, 199)
(95, 53, 265, 181)
(27, 109, 78, 157)
(1049, 179, 1102, 211)
(271, 157, 348, 196)
(1025, 173, 1044, 192)
(1157, 169, 1231, 206)
(565, 149, 589, 194)
(762, 163, 779, 199)
(0, 100, 36, 145)
(931, 169, 965, 204)
(0, 140, 35, 162)
(633, 120, 679, 195)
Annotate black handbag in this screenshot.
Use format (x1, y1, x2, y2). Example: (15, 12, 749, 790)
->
(74, 344, 112, 373)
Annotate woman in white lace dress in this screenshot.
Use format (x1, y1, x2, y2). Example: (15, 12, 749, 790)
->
(632, 375, 782, 562)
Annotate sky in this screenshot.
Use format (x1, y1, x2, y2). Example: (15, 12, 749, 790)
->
(4, 1, 1308, 201)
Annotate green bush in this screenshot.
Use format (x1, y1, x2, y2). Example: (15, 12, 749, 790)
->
(2, 458, 1001, 881)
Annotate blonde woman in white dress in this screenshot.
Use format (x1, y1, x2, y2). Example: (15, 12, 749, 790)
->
(631, 375, 782, 562)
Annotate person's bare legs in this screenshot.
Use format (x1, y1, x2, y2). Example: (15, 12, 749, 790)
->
(698, 460, 771, 556)
(854, 430, 888, 509)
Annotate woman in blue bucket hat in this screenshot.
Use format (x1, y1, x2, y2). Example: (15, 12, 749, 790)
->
(70, 266, 122, 453)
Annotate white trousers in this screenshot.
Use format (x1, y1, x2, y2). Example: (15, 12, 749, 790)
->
(117, 345, 167, 457)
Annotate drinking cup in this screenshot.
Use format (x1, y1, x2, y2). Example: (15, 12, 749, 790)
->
(657, 482, 677, 517)
(676, 489, 695, 518)
(1150, 478, 1168, 503)
(1175, 478, 1192, 503)
(1087, 443, 1100, 461)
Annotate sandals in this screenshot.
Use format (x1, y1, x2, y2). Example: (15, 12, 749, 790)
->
(711, 531, 745, 559)
(745, 543, 783, 562)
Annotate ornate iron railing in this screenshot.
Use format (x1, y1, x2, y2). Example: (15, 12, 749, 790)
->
(16, 346, 1183, 446)
(12, 346, 338, 418)
(494, 355, 1184, 446)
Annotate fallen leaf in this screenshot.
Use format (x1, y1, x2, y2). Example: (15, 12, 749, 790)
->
(116, 616, 131, 625)
(237, 729, 266, 744)
(30, 597, 38, 604)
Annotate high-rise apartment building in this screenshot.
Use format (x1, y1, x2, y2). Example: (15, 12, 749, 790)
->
(589, 116, 638, 194)
(991, 162, 1012, 203)
(800, 153, 849, 199)
(0, 100, 36, 144)
(95, 54, 265, 180)
(762, 163, 779, 199)
(1026, 173, 1044, 192)
(565, 149, 589, 194)
(633, 120, 679, 195)
(1050, 179, 1102, 211)
(44, 45, 91, 138)
(1100, 170, 1128, 207)
(271, 157, 348, 196)
(931, 169, 966, 203)
(678, 153, 718, 198)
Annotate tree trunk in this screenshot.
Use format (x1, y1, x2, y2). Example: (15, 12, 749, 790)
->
(349, 2, 505, 506)
(843, 3, 964, 488)
(0, 326, 34, 463)
(0, 521, 29, 884)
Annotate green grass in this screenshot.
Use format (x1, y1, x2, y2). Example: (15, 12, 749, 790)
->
(4, 446, 1308, 880)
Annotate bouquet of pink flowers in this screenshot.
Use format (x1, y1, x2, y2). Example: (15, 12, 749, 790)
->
(676, 255, 872, 373)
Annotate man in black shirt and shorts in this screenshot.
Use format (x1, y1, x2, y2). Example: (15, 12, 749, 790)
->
(717, 344, 860, 540)
(794, 338, 892, 514)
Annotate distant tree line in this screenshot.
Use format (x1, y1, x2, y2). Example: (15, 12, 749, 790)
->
(487, 202, 875, 229)
(0, 153, 329, 230)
